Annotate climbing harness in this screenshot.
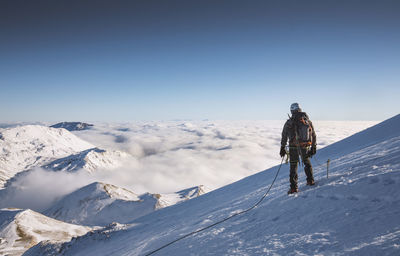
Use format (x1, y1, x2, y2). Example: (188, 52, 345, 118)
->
(143, 157, 285, 256)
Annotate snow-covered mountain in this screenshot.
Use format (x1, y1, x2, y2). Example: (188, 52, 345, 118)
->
(50, 122, 93, 131)
(0, 125, 134, 190)
(43, 182, 207, 226)
(25, 114, 400, 256)
(0, 208, 92, 256)
(156, 185, 207, 209)
(0, 125, 94, 188)
(42, 148, 130, 173)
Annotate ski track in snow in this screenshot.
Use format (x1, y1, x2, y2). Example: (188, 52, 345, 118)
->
(23, 115, 400, 256)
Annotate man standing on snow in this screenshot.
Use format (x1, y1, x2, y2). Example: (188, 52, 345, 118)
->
(280, 103, 316, 194)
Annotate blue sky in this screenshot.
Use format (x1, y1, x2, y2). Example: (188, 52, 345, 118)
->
(1, 0, 399, 122)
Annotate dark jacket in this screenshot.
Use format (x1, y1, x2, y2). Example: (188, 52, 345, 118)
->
(281, 112, 316, 147)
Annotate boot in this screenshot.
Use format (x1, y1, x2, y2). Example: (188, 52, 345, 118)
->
(307, 180, 315, 186)
(287, 187, 298, 194)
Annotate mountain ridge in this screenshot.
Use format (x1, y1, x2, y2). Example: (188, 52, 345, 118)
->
(50, 122, 93, 131)
(0, 208, 92, 256)
(43, 182, 207, 226)
(0, 125, 93, 188)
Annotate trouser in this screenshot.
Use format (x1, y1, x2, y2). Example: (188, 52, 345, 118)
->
(289, 146, 314, 189)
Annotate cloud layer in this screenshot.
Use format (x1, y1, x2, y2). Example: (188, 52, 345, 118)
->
(74, 120, 377, 193)
(0, 168, 96, 211)
(0, 120, 377, 211)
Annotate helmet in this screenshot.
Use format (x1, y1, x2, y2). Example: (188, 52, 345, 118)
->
(290, 103, 301, 114)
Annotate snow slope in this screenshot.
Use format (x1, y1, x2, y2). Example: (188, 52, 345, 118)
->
(0, 208, 92, 256)
(317, 114, 400, 161)
(0, 125, 93, 188)
(25, 114, 400, 256)
(42, 148, 130, 173)
(43, 182, 207, 226)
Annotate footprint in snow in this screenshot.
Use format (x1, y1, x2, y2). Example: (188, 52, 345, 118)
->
(370, 198, 381, 203)
(271, 216, 280, 222)
(329, 195, 339, 200)
(368, 177, 380, 184)
(347, 195, 359, 201)
(383, 179, 395, 185)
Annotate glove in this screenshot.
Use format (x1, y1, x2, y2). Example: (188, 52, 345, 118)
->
(279, 146, 286, 157)
(310, 145, 317, 156)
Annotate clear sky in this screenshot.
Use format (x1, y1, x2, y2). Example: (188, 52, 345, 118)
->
(1, 0, 399, 122)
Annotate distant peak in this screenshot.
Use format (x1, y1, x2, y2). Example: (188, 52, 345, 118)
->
(176, 185, 206, 198)
(50, 122, 94, 131)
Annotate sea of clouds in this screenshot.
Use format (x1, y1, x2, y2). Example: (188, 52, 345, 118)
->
(73, 120, 377, 193)
(0, 120, 377, 211)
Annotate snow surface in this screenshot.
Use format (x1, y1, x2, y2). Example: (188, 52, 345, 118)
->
(43, 182, 207, 226)
(0, 125, 93, 188)
(0, 208, 92, 256)
(42, 148, 130, 173)
(24, 115, 400, 256)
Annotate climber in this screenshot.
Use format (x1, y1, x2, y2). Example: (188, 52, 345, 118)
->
(280, 103, 316, 194)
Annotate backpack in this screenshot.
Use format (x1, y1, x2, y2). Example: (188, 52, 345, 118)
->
(292, 112, 313, 144)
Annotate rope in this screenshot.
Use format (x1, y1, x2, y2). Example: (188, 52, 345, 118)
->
(143, 157, 285, 256)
